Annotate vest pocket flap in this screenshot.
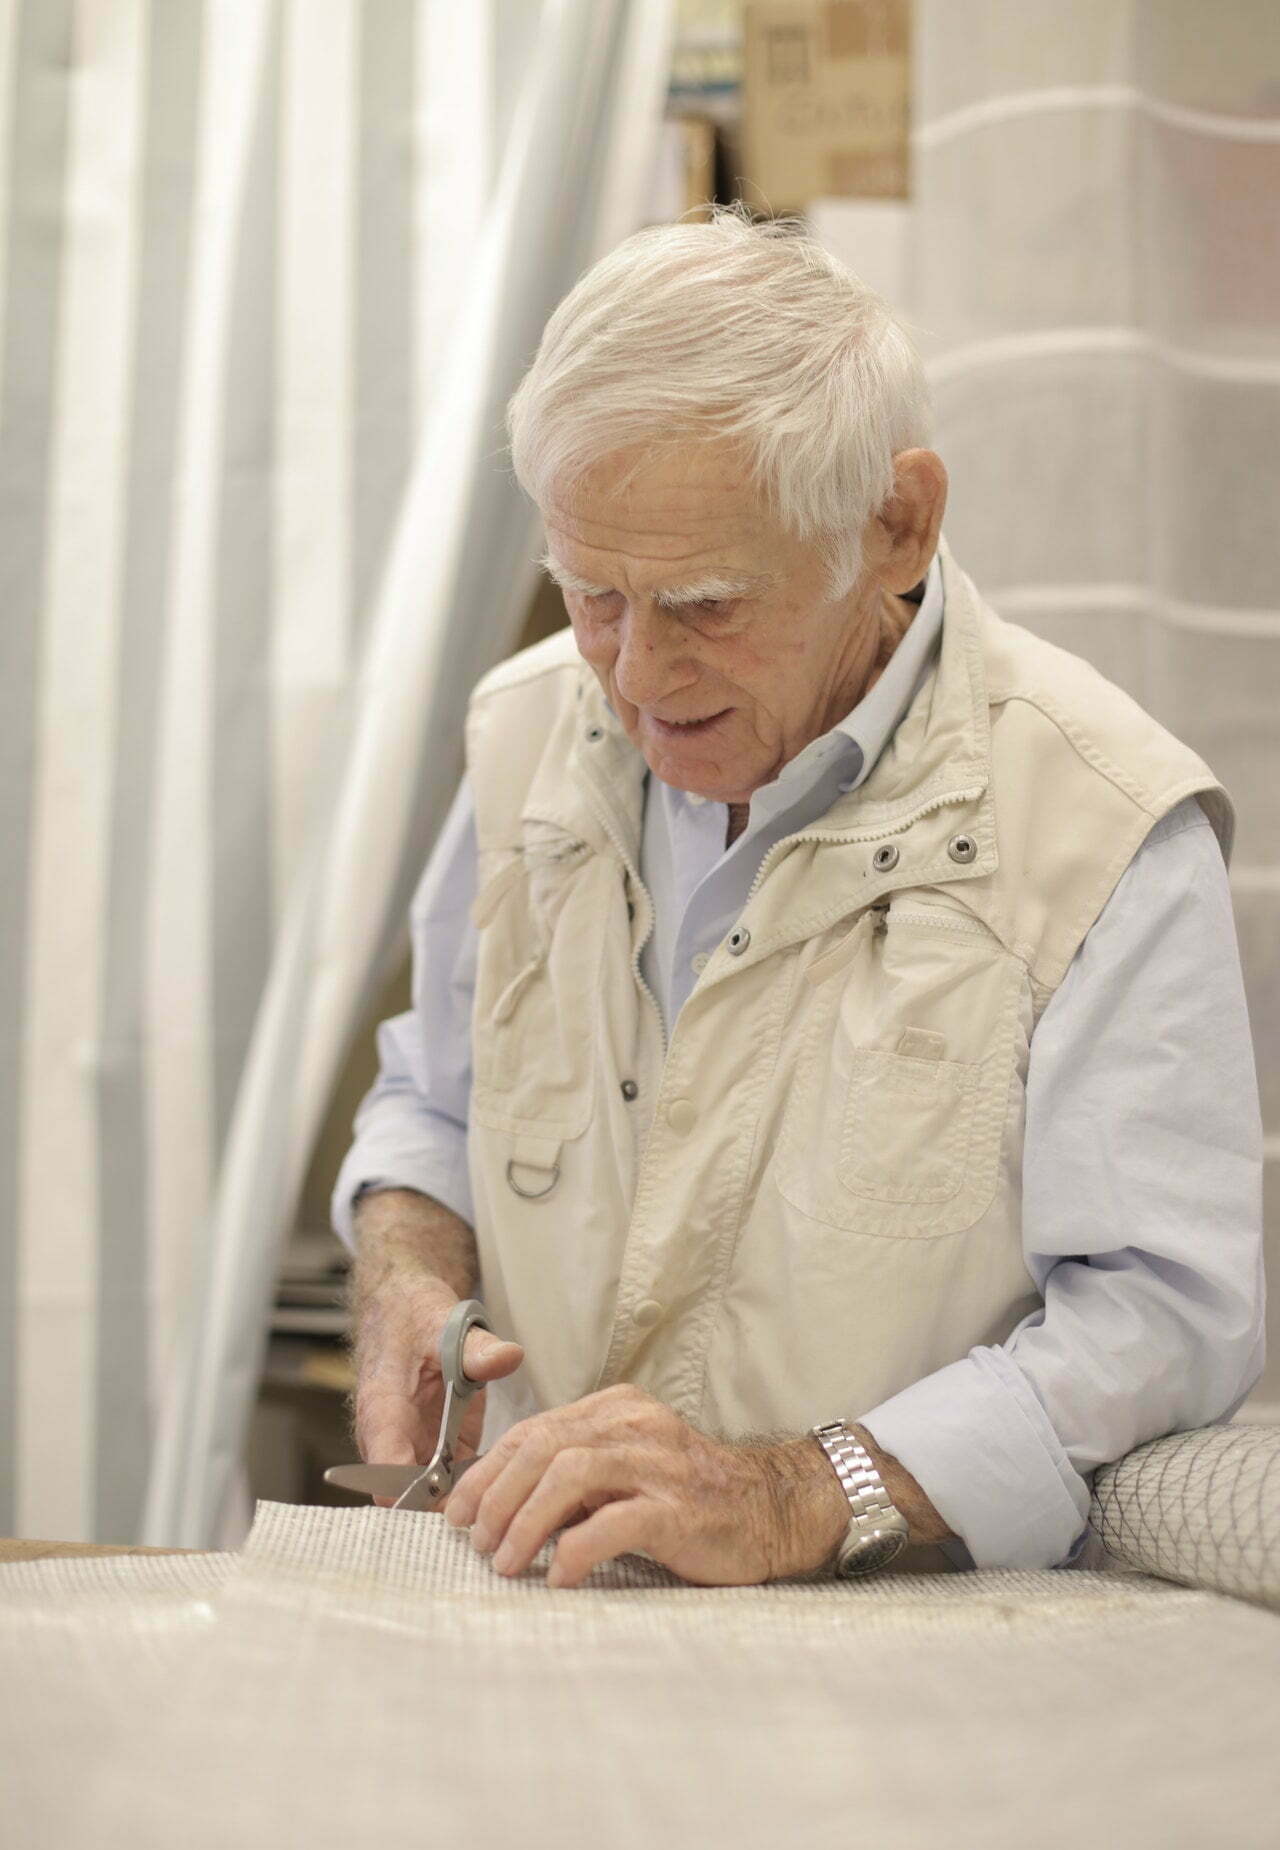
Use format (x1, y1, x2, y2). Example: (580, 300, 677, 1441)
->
(470, 846, 611, 1141)
(471, 857, 529, 930)
(512, 1131, 562, 1170)
(492, 952, 545, 1024)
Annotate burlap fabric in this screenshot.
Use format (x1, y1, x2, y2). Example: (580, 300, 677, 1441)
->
(4, 1498, 1278, 1850)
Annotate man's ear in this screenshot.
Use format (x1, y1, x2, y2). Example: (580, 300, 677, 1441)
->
(872, 450, 948, 595)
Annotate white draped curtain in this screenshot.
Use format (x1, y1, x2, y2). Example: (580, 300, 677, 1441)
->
(907, 0, 1279, 1413)
(1, 0, 675, 1546)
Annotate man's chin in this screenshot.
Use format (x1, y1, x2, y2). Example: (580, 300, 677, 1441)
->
(645, 763, 755, 805)
(628, 725, 758, 804)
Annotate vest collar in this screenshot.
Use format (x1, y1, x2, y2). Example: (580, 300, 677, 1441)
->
(523, 534, 997, 919)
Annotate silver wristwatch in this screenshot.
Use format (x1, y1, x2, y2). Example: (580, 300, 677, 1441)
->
(811, 1420, 911, 1578)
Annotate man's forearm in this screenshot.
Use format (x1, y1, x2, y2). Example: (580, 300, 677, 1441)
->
(350, 1187, 479, 1308)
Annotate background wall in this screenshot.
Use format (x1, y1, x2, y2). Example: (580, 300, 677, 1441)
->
(903, 0, 1280, 1413)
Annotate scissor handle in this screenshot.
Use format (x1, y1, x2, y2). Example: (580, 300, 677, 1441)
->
(441, 1298, 491, 1398)
(392, 1298, 495, 1512)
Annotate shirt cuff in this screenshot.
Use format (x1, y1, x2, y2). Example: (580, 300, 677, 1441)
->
(330, 1146, 475, 1252)
(856, 1346, 1093, 1570)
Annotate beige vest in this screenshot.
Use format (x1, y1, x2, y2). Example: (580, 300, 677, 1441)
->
(463, 537, 1233, 1457)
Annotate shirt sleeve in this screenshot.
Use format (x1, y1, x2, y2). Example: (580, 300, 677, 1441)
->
(330, 774, 479, 1251)
(856, 794, 1267, 1571)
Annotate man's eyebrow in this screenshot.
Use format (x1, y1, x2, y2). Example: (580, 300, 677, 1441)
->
(537, 548, 776, 608)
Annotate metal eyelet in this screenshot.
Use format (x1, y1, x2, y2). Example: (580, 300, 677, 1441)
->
(727, 926, 751, 955)
(947, 834, 977, 864)
(506, 1159, 559, 1199)
(872, 843, 900, 873)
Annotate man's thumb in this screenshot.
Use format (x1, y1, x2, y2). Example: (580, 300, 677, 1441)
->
(460, 1327, 525, 1383)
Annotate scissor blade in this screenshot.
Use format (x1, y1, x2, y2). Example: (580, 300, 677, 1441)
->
(324, 1464, 429, 1498)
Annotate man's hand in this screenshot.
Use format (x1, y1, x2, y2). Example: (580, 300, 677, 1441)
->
(440, 1383, 853, 1587)
(352, 1270, 525, 1503)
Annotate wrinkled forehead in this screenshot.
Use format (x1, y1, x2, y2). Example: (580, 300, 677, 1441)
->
(539, 441, 786, 573)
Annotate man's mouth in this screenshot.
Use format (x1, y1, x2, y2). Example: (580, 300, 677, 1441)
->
(647, 708, 731, 738)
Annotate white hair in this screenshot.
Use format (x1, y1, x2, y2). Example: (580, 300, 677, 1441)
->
(505, 201, 933, 603)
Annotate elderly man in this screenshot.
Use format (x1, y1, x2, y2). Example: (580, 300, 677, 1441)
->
(333, 206, 1264, 1588)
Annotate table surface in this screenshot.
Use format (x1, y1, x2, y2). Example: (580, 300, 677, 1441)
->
(0, 1537, 199, 1563)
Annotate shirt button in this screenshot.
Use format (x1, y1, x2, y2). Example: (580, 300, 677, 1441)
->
(666, 1097, 696, 1134)
(690, 951, 709, 974)
(633, 1299, 664, 1329)
(620, 1079, 639, 1101)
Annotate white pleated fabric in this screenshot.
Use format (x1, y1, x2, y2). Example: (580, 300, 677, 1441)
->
(0, 0, 675, 1547)
(907, 0, 1280, 1407)
(140, 0, 676, 1550)
(4, 1501, 1278, 1850)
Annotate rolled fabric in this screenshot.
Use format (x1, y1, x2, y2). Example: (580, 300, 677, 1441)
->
(1090, 1423, 1280, 1612)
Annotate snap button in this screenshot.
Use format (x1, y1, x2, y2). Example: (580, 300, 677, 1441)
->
(727, 926, 750, 955)
(633, 1299, 663, 1329)
(872, 843, 900, 872)
(620, 1078, 639, 1101)
(691, 951, 709, 973)
(585, 724, 604, 742)
(666, 1097, 696, 1134)
(948, 833, 977, 864)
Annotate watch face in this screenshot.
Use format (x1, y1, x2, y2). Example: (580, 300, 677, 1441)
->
(840, 1528, 909, 1576)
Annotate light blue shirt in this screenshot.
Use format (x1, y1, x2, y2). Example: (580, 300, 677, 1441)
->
(333, 551, 1266, 1572)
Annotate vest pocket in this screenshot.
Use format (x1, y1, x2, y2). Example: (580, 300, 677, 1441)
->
(838, 1042, 984, 1205)
(774, 897, 1025, 1238)
(470, 840, 609, 1140)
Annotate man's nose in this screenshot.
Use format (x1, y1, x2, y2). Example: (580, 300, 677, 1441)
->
(613, 603, 690, 709)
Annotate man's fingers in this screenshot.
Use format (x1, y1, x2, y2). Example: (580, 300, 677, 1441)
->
(546, 1498, 666, 1589)
(441, 1418, 530, 1526)
(444, 1398, 628, 1532)
(356, 1386, 428, 1466)
(472, 1445, 642, 1576)
(460, 1329, 525, 1384)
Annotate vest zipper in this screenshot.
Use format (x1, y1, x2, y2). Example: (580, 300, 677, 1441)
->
(888, 908, 990, 939)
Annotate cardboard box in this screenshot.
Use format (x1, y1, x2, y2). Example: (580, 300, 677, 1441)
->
(741, 0, 910, 213)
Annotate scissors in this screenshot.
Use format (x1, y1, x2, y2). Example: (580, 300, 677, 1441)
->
(324, 1298, 492, 1511)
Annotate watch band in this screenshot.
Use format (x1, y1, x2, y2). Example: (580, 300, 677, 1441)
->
(811, 1420, 911, 1577)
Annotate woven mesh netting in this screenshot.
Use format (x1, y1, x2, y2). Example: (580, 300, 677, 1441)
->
(1090, 1422, 1279, 1611)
